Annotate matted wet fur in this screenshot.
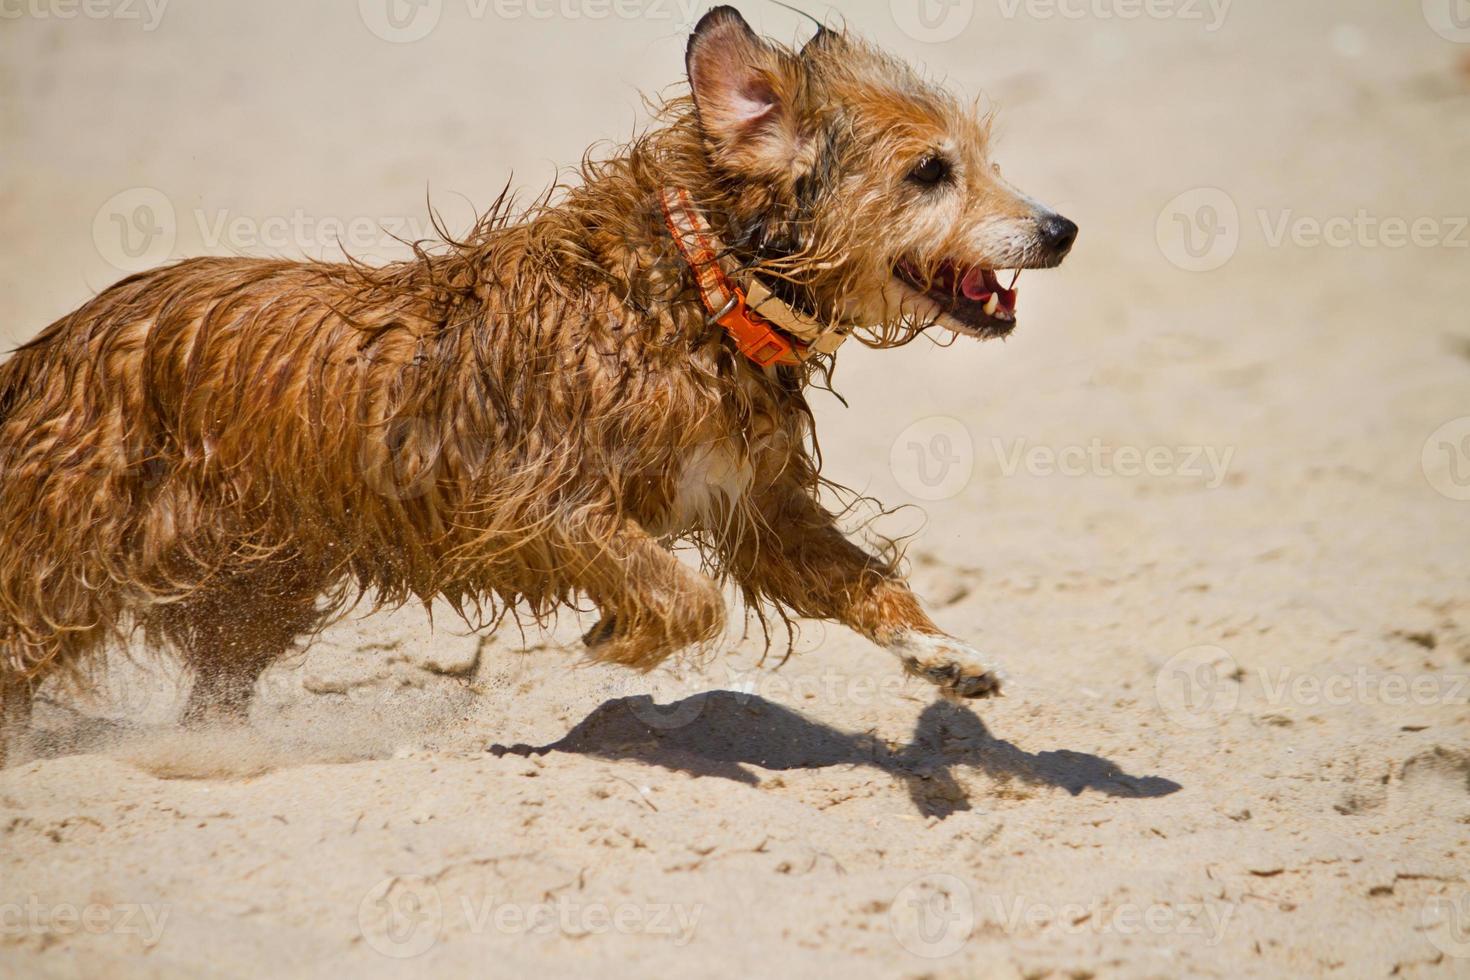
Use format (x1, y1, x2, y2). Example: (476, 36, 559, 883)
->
(0, 7, 1077, 763)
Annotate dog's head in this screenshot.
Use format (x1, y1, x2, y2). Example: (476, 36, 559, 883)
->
(685, 6, 1076, 341)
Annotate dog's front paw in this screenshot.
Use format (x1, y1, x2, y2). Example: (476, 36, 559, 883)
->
(889, 631, 1006, 700)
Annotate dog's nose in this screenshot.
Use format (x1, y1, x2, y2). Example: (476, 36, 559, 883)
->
(1039, 213, 1079, 257)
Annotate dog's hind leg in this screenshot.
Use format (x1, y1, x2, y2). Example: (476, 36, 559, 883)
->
(0, 620, 111, 765)
(181, 646, 277, 728)
(569, 515, 725, 670)
(162, 568, 326, 727)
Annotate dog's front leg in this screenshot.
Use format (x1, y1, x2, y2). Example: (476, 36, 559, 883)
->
(570, 514, 726, 670)
(728, 488, 1004, 699)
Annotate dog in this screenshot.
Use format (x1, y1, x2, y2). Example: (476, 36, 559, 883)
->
(0, 6, 1076, 765)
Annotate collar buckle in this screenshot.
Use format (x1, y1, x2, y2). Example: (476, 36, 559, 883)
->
(710, 290, 804, 368)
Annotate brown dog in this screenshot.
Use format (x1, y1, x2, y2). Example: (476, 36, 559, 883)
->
(0, 7, 1076, 764)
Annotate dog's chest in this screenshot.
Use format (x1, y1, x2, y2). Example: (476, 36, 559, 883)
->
(668, 441, 755, 531)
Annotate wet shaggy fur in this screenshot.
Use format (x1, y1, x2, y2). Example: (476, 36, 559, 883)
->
(0, 8, 1076, 762)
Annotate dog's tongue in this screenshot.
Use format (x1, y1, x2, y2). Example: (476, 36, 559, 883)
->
(960, 265, 991, 301)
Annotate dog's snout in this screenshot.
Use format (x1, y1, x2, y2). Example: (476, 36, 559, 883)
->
(1038, 213, 1079, 257)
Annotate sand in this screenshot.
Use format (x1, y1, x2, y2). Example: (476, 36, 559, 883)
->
(1, 0, 1469, 976)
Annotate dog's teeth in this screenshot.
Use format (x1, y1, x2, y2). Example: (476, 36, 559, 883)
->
(983, 294, 1000, 317)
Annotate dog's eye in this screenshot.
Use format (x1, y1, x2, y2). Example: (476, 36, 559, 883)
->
(907, 154, 951, 188)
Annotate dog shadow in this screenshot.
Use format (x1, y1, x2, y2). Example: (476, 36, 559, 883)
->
(489, 692, 1181, 819)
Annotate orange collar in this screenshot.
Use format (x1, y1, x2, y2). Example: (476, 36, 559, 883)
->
(659, 187, 848, 368)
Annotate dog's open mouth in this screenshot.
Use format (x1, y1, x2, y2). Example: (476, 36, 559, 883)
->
(894, 259, 1021, 338)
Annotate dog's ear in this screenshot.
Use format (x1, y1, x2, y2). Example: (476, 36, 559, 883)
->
(686, 6, 803, 175)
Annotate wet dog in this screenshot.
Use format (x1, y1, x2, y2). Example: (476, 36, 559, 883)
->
(0, 7, 1076, 763)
